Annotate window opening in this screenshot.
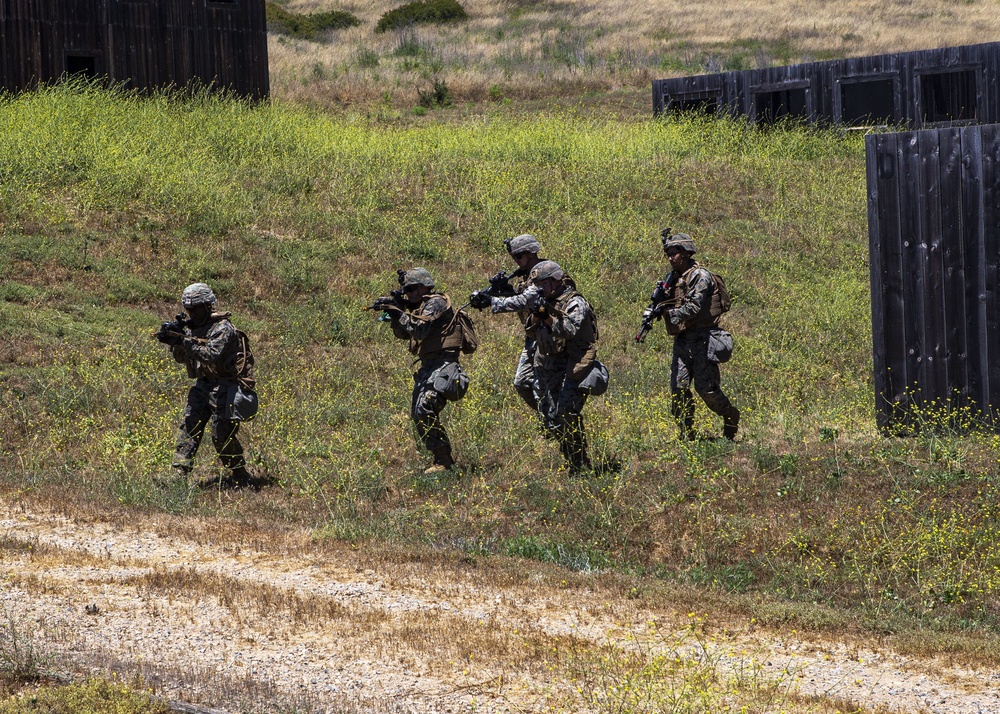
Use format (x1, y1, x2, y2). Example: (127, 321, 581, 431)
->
(840, 78, 897, 126)
(65, 55, 97, 78)
(919, 69, 978, 124)
(753, 86, 808, 123)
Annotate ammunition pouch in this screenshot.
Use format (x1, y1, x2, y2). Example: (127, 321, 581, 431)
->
(576, 360, 609, 396)
(707, 328, 734, 364)
(431, 360, 469, 402)
(224, 381, 260, 421)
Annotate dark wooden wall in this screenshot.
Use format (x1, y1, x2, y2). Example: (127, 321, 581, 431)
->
(866, 124, 1000, 431)
(0, 0, 268, 99)
(653, 42, 1000, 128)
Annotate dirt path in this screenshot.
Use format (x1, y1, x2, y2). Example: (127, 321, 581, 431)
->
(2, 502, 999, 713)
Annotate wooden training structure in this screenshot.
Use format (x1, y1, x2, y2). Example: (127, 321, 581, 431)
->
(866, 124, 1000, 431)
(0, 0, 269, 99)
(653, 41, 1000, 128)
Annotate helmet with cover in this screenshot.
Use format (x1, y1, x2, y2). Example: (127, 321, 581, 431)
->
(401, 268, 435, 289)
(660, 229, 697, 256)
(181, 283, 217, 308)
(505, 233, 542, 257)
(528, 260, 565, 284)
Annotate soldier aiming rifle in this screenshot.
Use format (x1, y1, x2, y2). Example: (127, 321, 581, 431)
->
(637, 230, 739, 441)
(468, 233, 549, 412)
(154, 282, 262, 489)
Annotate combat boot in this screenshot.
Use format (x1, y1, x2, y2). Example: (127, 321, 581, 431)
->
(723, 407, 741, 441)
(154, 465, 190, 488)
(678, 423, 697, 441)
(424, 446, 454, 474)
(671, 390, 696, 441)
(227, 466, 255, 488)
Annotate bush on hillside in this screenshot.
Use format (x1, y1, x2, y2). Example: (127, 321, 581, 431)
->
(375, 0, 468, 33)
(266, 2, 360, 41)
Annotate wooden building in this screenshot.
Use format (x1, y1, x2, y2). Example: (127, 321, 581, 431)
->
(654, 42, 1000, 128)
(866, 123, 1000, 431)
(0, 0, 269, 99)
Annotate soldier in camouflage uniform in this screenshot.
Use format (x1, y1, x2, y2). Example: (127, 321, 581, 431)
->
(526, 260, 600, 473)
(156, 283, 256, 488)
(383, 268, 467, 474)
(657, 233, 740, 441)
(469, 234, 545, 411)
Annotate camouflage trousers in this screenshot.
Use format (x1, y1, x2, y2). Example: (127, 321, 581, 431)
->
(512, 336, 539, 412)
(410, 356, 454, 455)
(534, 354, 590, 470)
(173, 379, 245, 472)
(670, 329, 738, 432)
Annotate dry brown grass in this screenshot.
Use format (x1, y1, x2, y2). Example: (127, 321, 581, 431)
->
(269, 0, 1000, 109)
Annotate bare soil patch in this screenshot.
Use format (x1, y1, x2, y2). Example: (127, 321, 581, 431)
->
(2, 502, 998, 713)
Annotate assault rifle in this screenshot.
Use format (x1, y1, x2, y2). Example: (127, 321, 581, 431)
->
(366, 269, 407, 315)
(469, 267, 524, 310)
(634, 273, 677, 343)
(153, 313, 191, 345)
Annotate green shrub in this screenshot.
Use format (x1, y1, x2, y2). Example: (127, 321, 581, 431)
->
(0, 678, 170, 714)
(265, 2, 360, 41)
(416, 77, 451, 108)
(375, 0, 468, 33)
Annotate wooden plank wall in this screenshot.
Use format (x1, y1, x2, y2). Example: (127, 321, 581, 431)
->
(0, 0, 268, 98)
(653, 41, 1000, 128)
(866, 124, 1000, 431)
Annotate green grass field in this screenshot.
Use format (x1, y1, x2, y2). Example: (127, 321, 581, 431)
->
(2, 83, 1000, 665)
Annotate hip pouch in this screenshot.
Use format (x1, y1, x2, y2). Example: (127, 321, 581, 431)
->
(577, 359, 610, 396)
(707, 328, 734, 364)
(431, 361, 469, 402)
(224, 382, 260, 421)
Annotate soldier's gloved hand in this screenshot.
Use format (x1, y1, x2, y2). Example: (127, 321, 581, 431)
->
(157, 330, 184, 346)
(469, 290, 492, 310)
(649, 303, 665, 318)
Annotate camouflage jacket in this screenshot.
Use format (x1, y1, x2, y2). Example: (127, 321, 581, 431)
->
(491, 269, 573, 327)
(666, 262, 719, 332)
(491, 280, 541, 325)
(390, 293, 462, 359)
(530, 287, 599, 380)
(171, 312, 243, 381)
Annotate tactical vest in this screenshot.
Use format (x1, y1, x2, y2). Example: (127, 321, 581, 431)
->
(409, 294, 464, 359)
(181, 313, 243, 381)
(530, 287, 599, 380)
(666, 264, 724, 334)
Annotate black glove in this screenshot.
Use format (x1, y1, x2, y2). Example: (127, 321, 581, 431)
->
(372, 297, 402, 313)
(469, 290, 492, 310)
(156, 329, 184, 346)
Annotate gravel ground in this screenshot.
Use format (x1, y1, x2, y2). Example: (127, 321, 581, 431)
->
(2, 503, 999, 713)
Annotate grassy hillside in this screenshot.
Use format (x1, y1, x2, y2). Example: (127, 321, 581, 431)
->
(267, 0, 1000, 108)
(2, 84, 1000, 659)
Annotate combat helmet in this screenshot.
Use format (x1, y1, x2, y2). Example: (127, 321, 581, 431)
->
(181, 283, 217, 308)
(401, 267, 435, 289)
(661, 229, 697, 256)
(528, 260, 565, 283)
(505, 233, 542, 257)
